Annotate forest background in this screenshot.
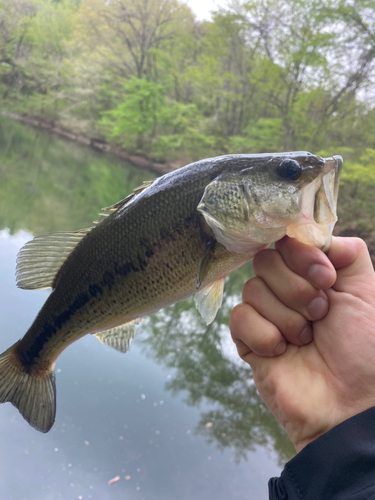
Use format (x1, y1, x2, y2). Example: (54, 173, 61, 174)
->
(0, 0, 374, 260)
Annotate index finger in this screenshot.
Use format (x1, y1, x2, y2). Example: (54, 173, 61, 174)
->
(275, 236, 336, 290)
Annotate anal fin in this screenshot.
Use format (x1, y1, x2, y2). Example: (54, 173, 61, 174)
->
(194, 278, 225, 325)
(94, 319, 140, 353)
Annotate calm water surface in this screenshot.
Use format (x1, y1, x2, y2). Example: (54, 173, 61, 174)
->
(0, 116, 294, 500)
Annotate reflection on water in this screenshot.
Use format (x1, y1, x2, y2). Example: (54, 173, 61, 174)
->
(0, 117, 291, 499)
(140, 298, 295, 465)
(0, 116, 147, 234)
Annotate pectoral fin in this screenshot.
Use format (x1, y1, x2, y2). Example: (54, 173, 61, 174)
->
(194, 278, 225, 325)
(94, 319, 140, 353)
(196, 240, 215, 289)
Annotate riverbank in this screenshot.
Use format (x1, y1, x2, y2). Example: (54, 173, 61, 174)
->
(1, 109, 374, 266)
(0, 111, 174, 175)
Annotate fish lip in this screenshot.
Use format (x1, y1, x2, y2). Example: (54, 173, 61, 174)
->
(318, 156, 342, 252)
(285, 154, 343, 252)
(321, 155, 342, 210)
(323, 155, 343, 175)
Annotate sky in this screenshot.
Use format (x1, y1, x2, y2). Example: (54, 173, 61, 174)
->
(185, 0, 227, 20)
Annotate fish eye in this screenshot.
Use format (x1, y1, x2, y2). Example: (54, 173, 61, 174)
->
(276, 159, 302, 181)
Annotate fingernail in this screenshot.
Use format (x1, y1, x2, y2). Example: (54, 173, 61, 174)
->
(307, 296, 329, 319)
(299, 324, 313, 345)
(274, 341, 286, 356)
(307, 264, 332, 289)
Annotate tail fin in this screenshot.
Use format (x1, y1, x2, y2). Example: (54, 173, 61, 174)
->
(0, 343, 56, 433)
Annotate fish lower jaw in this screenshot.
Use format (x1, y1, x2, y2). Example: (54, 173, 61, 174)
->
(286, 221, 333, 251)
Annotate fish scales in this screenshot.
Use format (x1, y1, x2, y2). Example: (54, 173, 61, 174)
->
(18, 160, 251, 365)
(0, 152, 343, 432)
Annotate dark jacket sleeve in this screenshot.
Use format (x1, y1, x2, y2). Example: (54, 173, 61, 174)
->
(268, 406, 375, 500)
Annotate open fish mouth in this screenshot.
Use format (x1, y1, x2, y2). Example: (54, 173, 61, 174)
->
(286, 155, 343, 252)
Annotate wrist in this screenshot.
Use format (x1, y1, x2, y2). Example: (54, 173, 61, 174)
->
(270, 407, 375, 500)
(291, 399, 375, 452)
(290, 423, 335, 453)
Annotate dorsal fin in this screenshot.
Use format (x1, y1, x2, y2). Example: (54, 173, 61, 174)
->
(16, 229, 91, 290)
(16, 181, 155, 291)
(97, 180, 154, 220)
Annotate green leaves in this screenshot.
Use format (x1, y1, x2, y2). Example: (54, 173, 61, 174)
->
(341, 149, 375, 184)
(1, 0, 375, 164)
(100, 77, 214, 160)
(101, 78, 165, 142)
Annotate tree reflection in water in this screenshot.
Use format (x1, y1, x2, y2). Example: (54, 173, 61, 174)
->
(0, 115, 295, 466)
(137, 263, 296, 465)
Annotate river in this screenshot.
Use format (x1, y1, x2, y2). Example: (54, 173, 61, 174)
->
(0, 116, 294, 500)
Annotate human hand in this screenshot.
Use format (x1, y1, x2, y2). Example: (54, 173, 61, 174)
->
(229, 236, 375, 453)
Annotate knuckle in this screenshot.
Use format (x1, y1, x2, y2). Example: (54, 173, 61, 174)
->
(229, 303, 248, 330)
(257, 326, 281, 354)
(242, 277, 265, 301)
(283, 314, 305, 336)
(289, 278, 311, 303)
(253, 248, 277, 274)
(352, 237, 368, 253)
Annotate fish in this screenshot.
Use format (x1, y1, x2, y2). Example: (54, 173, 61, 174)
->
(0, 152, 342, 433)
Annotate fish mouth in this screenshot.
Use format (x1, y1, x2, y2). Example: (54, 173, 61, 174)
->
(286, 155, 343, 252)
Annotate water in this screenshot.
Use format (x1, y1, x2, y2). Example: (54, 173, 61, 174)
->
(0, 116, 294, 500)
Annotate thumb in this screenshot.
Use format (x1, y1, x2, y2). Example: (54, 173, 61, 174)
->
(328, 237, 375, 297)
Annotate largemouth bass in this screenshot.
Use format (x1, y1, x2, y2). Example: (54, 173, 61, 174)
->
(0, 152, 342, 433)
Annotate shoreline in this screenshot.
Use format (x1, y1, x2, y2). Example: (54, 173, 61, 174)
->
(0, 110, 174, 175)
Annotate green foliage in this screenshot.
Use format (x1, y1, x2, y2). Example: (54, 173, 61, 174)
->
(341, 149, 375, 184)
(100, 77, 215, 160)
(1, 0, 375, 163)
(228, 119, 283, 153)
(1, 0, 375, 467)
(100, 78, 165, 147)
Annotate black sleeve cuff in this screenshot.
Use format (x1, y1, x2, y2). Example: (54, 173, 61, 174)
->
(268, 406, 375, 500)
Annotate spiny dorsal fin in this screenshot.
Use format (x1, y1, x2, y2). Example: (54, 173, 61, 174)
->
(194, 278, 225, 325)
(16, 229, 91, 290)
(133, 180, 155, 194)
(98, 180, 155, 220)
(94, 319, 140, 353)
